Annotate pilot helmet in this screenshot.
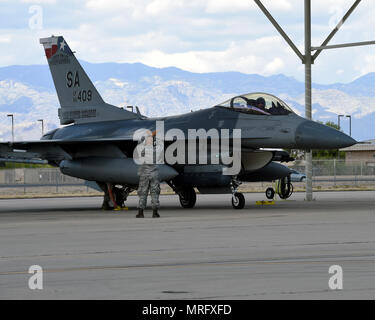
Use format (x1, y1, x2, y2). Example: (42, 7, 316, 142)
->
(256, 97, 266, 107)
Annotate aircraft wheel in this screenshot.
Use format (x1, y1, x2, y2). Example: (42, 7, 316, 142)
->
(102, 186, 124, 210)
(102, 197, 113, 210)
(113, 187, 125, 207)
(265, 187, 275, 200)
(179, 187, 196, 208)
(232, 192, 245, 209)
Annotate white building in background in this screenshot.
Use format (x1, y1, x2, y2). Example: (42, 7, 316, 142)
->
(341, 139, 375, 165)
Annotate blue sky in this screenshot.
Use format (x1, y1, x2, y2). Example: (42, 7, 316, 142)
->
(1, 0, 375, 84)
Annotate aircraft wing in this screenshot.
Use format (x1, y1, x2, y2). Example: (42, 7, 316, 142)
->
(0, 138, 137, 164)
(0, 138, 295, 166)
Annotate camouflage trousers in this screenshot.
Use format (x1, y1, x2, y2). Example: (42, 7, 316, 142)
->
(137, 172, 160, 210)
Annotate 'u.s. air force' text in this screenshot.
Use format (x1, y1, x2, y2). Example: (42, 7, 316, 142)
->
(142, 304, 232, 317)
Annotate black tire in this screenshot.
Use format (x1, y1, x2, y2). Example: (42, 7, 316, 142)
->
(102, 186, 124, 210)
(179, 187, 197, 208)
(265, 187, 275, 200)
(232, 192, 245, 209)
(113, 187, 125, 207)
(101, 198, 113, 211)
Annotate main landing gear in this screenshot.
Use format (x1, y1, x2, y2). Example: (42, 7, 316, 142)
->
(168, 179, 247, 210)
(179, 187, 197, 208)
(98, 182, 132, 211)
(231, 177, 245, 209)
(167, 182, 197, 209)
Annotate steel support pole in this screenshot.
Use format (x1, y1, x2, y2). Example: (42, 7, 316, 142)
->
(312, 0, 361, 60)
(305, 0, 313, 201)
(253, 0, 304, 63)
(38, 119, 44, 136)
(253, 0, 367, 202)
(312, 40, 375, 51)
(11, 117, 14, 143)
(347, 115, 352, 136)
(7, 114, 14, 143)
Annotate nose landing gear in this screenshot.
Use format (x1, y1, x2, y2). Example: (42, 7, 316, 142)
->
(265, 187, 275, 200)
(232, 192, 245, 209)
(265, 176, 293, 200)
(231, 177, 245, 209)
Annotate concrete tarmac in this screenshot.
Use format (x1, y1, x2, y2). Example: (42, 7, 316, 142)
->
(0, 191, 375, 299)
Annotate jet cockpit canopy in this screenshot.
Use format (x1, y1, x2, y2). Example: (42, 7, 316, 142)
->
(215, 92, 294, 116)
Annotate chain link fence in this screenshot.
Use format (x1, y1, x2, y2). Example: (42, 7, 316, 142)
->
(0, 160, 374, 196)
(291, 159, 375, 188)
(0, 168, 99, 196)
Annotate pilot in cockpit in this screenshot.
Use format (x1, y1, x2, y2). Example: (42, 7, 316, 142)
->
(219, 93, 292, 116)
(253, 97, 270, 115)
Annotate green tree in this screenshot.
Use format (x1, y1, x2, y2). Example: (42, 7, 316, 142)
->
(0, 162, 52, 170)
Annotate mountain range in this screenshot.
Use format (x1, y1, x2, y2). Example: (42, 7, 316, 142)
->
(0, 61, 374, 142)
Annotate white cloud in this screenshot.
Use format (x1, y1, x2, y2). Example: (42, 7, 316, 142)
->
(336, 69, 344, 75)
(205, 0, 254, 14)
(21, 0, 56, 3)
(264, 57, 284, 74)
(0, 35, 11, 43)
(85, 0, 134, 11)
(354, 54, 375, 78)
(0, 0, 373, 84)
(205, 0, 292, 14)
(136, 37, 293, 76)
(145, 0, 185, 16)
(267, 0, 292, 10)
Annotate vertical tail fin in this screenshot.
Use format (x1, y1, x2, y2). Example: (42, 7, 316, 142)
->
(40, 36, 138, 125)
(40, 36, 104, 108)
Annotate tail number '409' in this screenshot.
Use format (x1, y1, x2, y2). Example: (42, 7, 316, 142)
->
(73, 90, 92, 102)
(66, 70, 93, 103)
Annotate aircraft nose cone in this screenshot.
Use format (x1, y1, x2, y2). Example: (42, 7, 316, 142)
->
(295, 120, 356, 149)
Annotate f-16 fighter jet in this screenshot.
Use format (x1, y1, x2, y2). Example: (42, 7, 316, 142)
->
(0, 36, 356, 209)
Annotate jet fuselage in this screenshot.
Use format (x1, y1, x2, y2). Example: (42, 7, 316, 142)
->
(45, 106, 355, 150)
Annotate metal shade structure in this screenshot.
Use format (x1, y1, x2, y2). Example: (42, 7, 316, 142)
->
(254, 0, 370, 201)
(7, 114, 14, 143)
(38, 119, 44, 136)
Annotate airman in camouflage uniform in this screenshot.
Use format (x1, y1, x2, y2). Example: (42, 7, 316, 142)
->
(136, 131, 163, 218)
